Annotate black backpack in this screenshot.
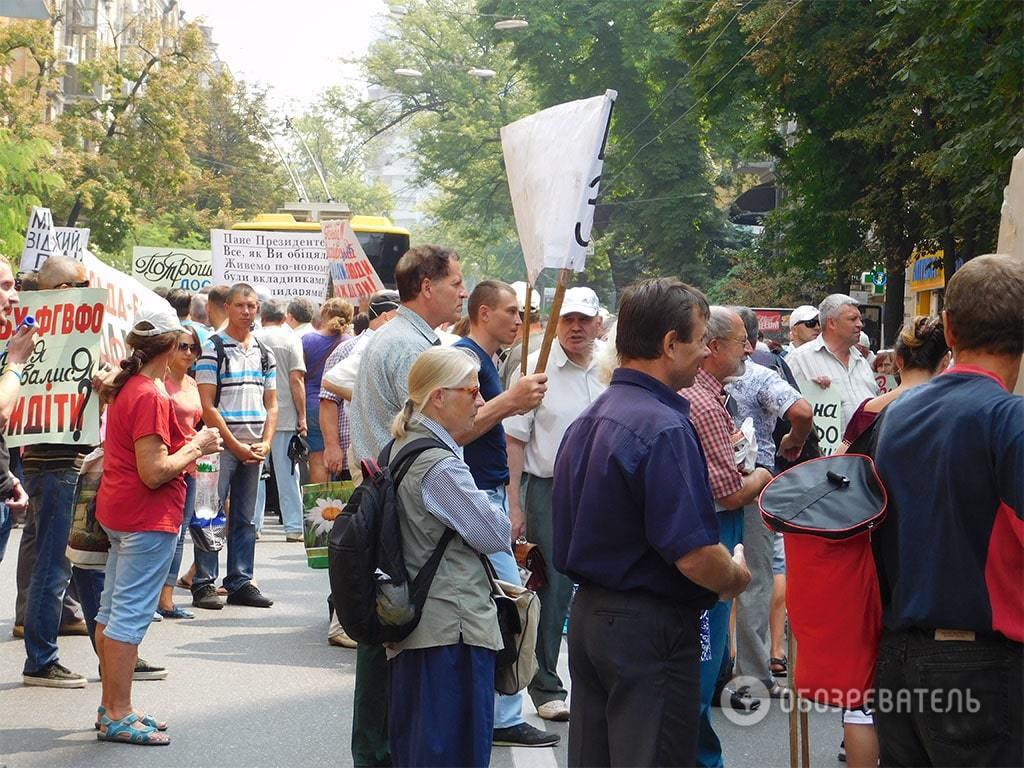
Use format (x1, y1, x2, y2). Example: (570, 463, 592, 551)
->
(328, 437, 456, 645)
(208, 334, 272, 408)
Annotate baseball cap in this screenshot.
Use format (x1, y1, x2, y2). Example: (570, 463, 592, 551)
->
(510, 281, 540, 314)
(560, 287, 600, 317)
(789, 305, 819, 328)
(132, 302, 184, 337)
(368, 289, 400, 318)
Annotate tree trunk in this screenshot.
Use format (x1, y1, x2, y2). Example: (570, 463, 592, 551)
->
(883, 244, 911, 346)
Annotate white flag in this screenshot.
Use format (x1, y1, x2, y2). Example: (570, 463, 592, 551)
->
(997, 148, 1024, 261)
(501, 90, 617, 283)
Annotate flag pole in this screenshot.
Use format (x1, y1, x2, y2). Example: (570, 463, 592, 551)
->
(519, 278, 532, 376)
(533, 268, 571, 374)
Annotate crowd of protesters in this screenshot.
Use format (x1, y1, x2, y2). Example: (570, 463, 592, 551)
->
(0, 246, 1020, 766)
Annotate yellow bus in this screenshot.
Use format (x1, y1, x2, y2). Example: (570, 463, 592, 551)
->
(230, 213, 410, 287)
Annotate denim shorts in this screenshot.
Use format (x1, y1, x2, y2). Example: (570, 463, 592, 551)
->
(305, 402, 325, 453)
(96, 528, 177, 645)
(771, 532, 786, 576)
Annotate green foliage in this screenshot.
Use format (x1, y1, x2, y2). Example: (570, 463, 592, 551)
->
(0, 131, 65, 261)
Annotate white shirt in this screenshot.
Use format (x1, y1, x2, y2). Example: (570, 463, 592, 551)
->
(503, 341, 606, 478)
(322, 328, 376, 391)
(293, 322, 314, 338)
(786, 334, 879, 430)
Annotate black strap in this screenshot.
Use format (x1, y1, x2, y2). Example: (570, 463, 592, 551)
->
(784, 479, 849, 522)
(380, 437, 452, 488)
(210, 335, 227, 408)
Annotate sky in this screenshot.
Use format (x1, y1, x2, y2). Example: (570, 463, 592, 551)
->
(183, 0, 388, 112)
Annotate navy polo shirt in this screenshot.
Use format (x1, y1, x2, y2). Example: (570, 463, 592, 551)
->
(453, 336, 509, 491)
(552, 368, 720, 608)
(875, 366, 1024, 641)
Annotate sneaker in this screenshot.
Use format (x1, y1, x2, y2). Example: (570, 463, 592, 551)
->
(838, 738, 847, 762)
(23, 662, 87, 688)
(493, 723, 560, 748)
(536, 700, 570, 722)
(192, 584, 225, 610)
(58, 619, 89, 636)
(327, 630, 358, 649)
(226, 583, 273, 608)
(285, 533, 304, 542)
(134, 659, 168, 681)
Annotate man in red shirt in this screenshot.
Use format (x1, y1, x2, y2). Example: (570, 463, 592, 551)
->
(680, 306, 772, 768)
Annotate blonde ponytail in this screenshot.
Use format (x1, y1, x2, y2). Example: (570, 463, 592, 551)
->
(390, 399, 416, 439)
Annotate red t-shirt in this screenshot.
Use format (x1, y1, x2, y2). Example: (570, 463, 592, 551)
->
(97, 375, 188, 534)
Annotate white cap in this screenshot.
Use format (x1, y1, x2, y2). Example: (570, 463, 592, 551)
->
(560, 287, 600, 317)
(859, 331, 870, 348)
(510, 281, 539, 313)
(132, 302, 184, 337)
(789, 305, 819, 328)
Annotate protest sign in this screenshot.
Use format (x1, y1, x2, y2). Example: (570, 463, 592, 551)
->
(20, 207, 65, 272)
(132, 246, 213, 292)
(322, 220, 384, 301)
(0, 288, 104, 447)
(211, 229, 329, 300)
(874, 374, 899, 394)
(501, 90, 617, 283)
(795, 377, 844, 456)
(82, 251, 171, 367)
(54, 227, 90, 262)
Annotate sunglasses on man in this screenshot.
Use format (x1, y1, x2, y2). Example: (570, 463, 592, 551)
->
(797, 318, 820, 329)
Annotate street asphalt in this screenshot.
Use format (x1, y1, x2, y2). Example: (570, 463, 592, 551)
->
(0, 524, 842, 767)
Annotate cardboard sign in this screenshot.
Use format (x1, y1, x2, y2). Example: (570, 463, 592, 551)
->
(132, 246, 213, 292)
(322, 220, 385, 301)
(795, 376, 844, 456)
(82, 250, 171, 367)
(0, 288, 104, 447)
(211, 229, 329, 300)
(19, 208, 90, 272)
(501, 90, 617, 282)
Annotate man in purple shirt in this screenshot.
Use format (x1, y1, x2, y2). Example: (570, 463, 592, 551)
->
(552, 278, 751, 767)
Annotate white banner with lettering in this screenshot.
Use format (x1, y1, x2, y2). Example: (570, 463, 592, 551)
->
(132, 246, 213, 292)
(795, 376, 844, 456)
(210, 229, 329, 300)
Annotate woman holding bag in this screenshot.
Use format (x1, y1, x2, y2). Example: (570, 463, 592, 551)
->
(386, 346, 512, 767)
(94, 306, 221, 746)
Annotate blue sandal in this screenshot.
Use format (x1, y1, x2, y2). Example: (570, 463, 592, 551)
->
(96, 712, 170, 745)
(96, 706, 168, 732)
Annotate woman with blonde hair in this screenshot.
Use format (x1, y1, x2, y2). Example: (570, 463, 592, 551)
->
(94, 306, 221, 745)
(303, 298, 354, 482)
(386, 346, 512, 767)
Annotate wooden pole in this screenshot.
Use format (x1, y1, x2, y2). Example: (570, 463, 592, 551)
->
(788, 630, 798, 768)
(519, 279, 532, 376)
(533, 269, 571, 374)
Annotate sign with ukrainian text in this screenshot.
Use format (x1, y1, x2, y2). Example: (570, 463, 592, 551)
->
(0, 288, 104, 447)
(322, 220, 385, 301)
(132, 246, 212, 292)
(794, 376, 844, 456)
(210, 229, 329, 300)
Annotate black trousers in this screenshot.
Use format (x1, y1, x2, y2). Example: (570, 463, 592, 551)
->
(568, 584, 703, 768)
(875, 627, 1023, 767)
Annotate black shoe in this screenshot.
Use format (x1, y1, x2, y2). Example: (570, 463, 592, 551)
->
(724, 685, 761, 713)
(226, 583, 273, 608)
(134, 658, 168, 681)
(192, 584, 225, 610)
(493, 723, 560, 748)
(23, 662, 87, 688)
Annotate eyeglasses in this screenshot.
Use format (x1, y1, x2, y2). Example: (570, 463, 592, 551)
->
(797, 318, 820, 328)
(445, 385, 480, 398)
(178, 342, 199, 353)
(720, 335, 750, 347)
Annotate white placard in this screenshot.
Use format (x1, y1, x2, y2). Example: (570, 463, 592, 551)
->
(501, 90, 617, 283)
(795, 376, 845, 456)
(211, 229, 329, 300)
(132, 246, 213, 292)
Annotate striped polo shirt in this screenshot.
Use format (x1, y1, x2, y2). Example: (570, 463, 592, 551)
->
(195, 330, 276, 441)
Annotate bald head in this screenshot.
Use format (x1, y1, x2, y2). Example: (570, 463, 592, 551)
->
(38, 255, 87, 290)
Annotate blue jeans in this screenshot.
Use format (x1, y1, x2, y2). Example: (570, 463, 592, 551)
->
(72, 566, 105, 650)
(96, 528, 176, 645)
(165, 473, 196, 587)
(22, 467, 78, 675)
(485, 485, 525, 730)
(697, 508, 744, 768)
(193, 450, 261, 594)
(0, 502, 11, 563)
(254, 430, 303, 535)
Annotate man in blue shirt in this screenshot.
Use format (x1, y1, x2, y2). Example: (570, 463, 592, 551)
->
(453, 280, 552, 748)
(874, 254, 1024, 767)
(552, 278, 751, 767)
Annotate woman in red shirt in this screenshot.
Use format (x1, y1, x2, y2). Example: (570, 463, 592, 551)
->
(94, 307, 221, 746)
(157, 326, 204, 619)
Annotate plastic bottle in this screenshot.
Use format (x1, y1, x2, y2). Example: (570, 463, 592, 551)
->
(194, 452, 220, 520)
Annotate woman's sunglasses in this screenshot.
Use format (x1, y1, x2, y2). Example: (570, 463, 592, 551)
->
(178, 342, 199, 353)
(445, 385, 481, 398)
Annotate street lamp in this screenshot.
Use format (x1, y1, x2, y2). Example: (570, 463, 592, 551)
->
(394, 67, 423, 77)
(493, 19, 528, 30)
(467, 68, 496, 78)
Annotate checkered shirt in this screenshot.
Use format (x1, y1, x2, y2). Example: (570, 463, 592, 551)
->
(679, 368, 743, 501)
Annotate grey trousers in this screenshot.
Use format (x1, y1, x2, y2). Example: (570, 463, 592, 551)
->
(523, 473, 574, 708)
(14, 501, 82, 627)
(734, 503, 773, 686)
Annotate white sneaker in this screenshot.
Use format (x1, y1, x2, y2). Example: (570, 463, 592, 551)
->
(536, 700, 570, 721)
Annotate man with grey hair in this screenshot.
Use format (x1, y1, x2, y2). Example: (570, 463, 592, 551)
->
(726, 307, 813, 699)
(286, 297, 316, 337)
(254, 299, 307, 541)
(786, 294, 878, 431)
